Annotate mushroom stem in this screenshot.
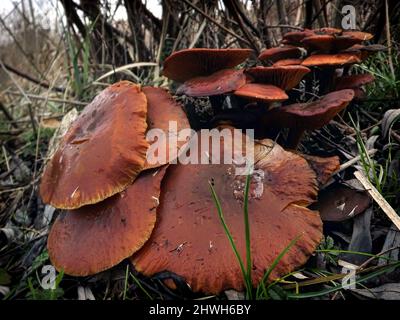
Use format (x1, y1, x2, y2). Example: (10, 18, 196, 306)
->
(286, 128, 305, 149)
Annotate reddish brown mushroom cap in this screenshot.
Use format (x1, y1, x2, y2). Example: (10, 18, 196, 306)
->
(142, 87, 190, 169)
(246, 66, 310, 90)
(335, 74, 375, 90)
(258, 45, 302, 62)
(302, 53, 361, 67)
(302, 35, 361, 52)
(314, 27, 342, 35)
(234, 83, 288, 102)
(163, 48, 253, 83)
(40, 81, 148, 209)
(265, 89, 355, 129)
(273, 58, 304, 66)
(342, 31, 373, 41)
(301, 154, 340, 186)
(48, 167, 167, 276)
(312, 184, 371, 222)
(176, 69, 246, 97)
(282, 29, 314, 45)
(132, 136, 322, 294)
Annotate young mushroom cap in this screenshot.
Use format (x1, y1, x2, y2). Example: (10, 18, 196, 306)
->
(176, 69, 247, 97)
(335, 73, 375, 90)
(301, 53, 361, 67)
(246, 66, 310, 90)
(273, 58, 304, 66)
(234, 83, 289, 102)
(132, 134, 322, 294)
(258, 45, 302, 62)
(301, 154, 340, 186)
(48, 167, 167, 276)
(40, 81, 148, 209)
(163, 48, 253, 83)
(142, 87, 190, 169)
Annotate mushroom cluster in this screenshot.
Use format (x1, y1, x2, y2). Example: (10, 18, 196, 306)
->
(41, 28, 379, 296)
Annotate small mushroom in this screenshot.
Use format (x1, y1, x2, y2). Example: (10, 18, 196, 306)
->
(132, 134, 322, 294)
(311, 183, 371, 222)
(176, 69, 247, 97)
(163, 48, 253, 83)
(335, 74, 375, 91)
(258, 45, 302, 63)
(234, 83, 288, 102)
(48, 167, 167, 276)
(245, 66, 310, 90)
(264, 89, 355, 148)
(40, 81, 149, 209)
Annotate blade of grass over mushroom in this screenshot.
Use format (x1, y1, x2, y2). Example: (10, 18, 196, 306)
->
(40, 81, 149, 209)
(142, 87, 190, 169)
(94, 62, 158, 83)
(47, 167, 167, 276)
(132, 133, 322, 294)
(234, 84, 288, 102)
(176, 69, 246, 97)
(162, 48, 253, 83)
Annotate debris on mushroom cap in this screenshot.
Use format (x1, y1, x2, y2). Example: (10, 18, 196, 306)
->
(258, 45, 302, 62)
(142, 87, 190, 169)
(311, 183, 371, 222)
(282, 29, 314, 45)
(301, 53, 361, 67)
(273, 58, 304, 66)
(246, 66, 310, 90)
(264, 89, 355, 129)
(132, 134, 322, 294)
(48, 166, 167, 276)
(40, 81, 148, 209)
(301, 35, 361, 52)
(335, 74, 375, 90)
(162, 48, 253, 83)
(301, 154, 340, 186)
(234, 83, 289, 102)
(342, 31, 373, 41)
(176, 69, 247, 97)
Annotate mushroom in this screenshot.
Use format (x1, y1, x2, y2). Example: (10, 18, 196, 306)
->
(342, 31, 373, 41)
(301, 53, 361, 67)
(301, 154, 340, 186)
(176, 69, 247, 97)
(131, 134, 322, 294)
(258, 45, 303, 63)
(311, 183, 371, 222)
(234, 83, 288, 102)
(263, 89, 355, 149)
(48, 166, 167, 276)
(334, 73, 375, 99)
(301, 34, 361, 52)
(245, 65, 310, 90)
(142, 87, 190, 169)
(163, 48, 253, 83)
(282, 29, 314, 46)
(273, 58, 304, 66)
(40, 81, 149, 209)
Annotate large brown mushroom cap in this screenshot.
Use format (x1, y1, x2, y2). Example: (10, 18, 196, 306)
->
(342, 31, 373, 41)
(301, 35, 361, 52)
(234, 83, 288, 102)
(282, 29, 314, 46)
(163, 48, 253, 83)
(132, 135, 322, 294)
(302, 53, 361, 67)
(176, 69, 246, 97)
(143, 87, 190, 169)
(40, 81, 148, 209)
(258, 45, 302, 62)
(48, 167, 167, 276)
(273, 58, 304, 66)
(246, 66, 310, 90)
(265, 89, 355, 130)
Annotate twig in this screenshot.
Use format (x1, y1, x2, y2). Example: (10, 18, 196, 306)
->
(0, 101, 19, 129)
(385, 0, 395, 78)
(5, 91, 87, 106)
(354, 171, 400, 231)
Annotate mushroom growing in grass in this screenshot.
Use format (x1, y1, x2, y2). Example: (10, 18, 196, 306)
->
(132, 131, 322, 294)
(263, 89, 355, 149)
(40, 81, 149, 209)
(334, 73, 375, 99)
